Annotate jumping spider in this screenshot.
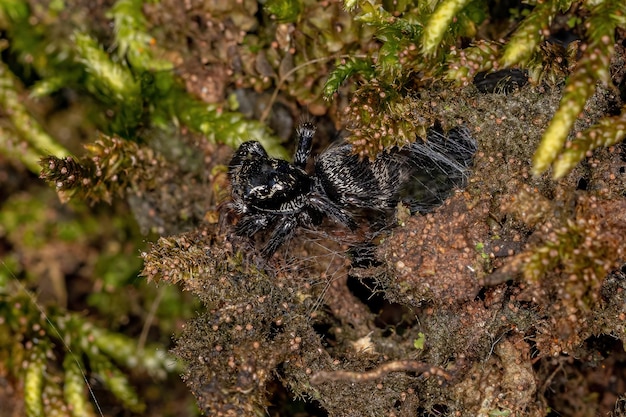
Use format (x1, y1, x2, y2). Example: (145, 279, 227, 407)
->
(228, 122, 476, 258)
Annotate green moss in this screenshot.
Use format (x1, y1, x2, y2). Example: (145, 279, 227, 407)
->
(323, 0, 626, 178)
(264, 0, 302, 23)
(3, 0, 626, 415)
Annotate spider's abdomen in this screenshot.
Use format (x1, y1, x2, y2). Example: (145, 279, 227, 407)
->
(314, 125, 476, 214)
(315, 145, 405, 210)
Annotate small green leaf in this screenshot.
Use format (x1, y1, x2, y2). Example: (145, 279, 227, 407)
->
(323, 58, 374, 98)
(413, 332, 426, 349)
(488, 409, 512, 417)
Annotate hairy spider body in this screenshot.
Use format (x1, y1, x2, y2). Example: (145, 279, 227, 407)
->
(315, 146, 405, 210)
(228, 122, 476, 258)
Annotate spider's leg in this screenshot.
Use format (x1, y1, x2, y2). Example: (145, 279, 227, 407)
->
(309, 195, 357, 230)
(235, 213, 272, 236)
(294, 122, 316, 169)
(261, 215, 298, 258)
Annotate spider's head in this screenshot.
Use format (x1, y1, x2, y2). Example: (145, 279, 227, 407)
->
(228, 141, 312, 213)
(229, 141, 268, 173)
(229, 141, 269, 191)
(229, 141, 269, 204)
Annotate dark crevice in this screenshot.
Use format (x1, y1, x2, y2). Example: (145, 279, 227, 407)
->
(347, 275, 414, 334)
(266, 374, 329, 417)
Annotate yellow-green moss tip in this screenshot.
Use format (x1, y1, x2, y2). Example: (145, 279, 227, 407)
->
(107, 0, 173, 71)
(73, 31, 141, 102)
(534, 0, 626, 176)
(532, 44, 614, 176)
(0, 61, 69, 169)
(63, 355, 97, 417)
(552, 111, 626, 178)
(24, 348, 46, 417)
(531, 83, 589, 176)
(422, 0, 471, 56)
(500, 1, 563, 67)
(91, 355, 146, 413)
